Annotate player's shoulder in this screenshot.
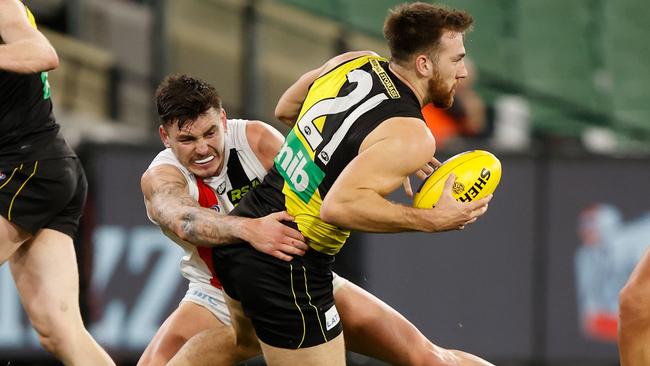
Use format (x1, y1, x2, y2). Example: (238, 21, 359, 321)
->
(328, 50, 379, 65)
(319, 50, 381, 77)
(243, 120, 283, 141)
(226, 118, 247, 128)
(144, 149, 190, 181)
(149, 148, 178, 167)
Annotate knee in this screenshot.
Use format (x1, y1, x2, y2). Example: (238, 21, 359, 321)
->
(34, 321, 74, 357)
(27, 308, 79, 357)
(619, 280, 650, 324)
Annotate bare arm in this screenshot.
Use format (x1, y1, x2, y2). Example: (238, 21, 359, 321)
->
(0, 0, 59, 73)
(142, 164, 248, 246)
(320, 117, 491, 233)
(141, 164, 307, 260)
(275, 50, 379, 126)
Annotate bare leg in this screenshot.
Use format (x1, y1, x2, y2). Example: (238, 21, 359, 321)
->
(10, 229, 114, 366)
(0, 215, 31, 263)
(168, 294, 261, 366)
(168, 280, 492, 366)
(168, 325, 259, 366)
(619, 247, 650, 366)
(337, 281, 493, 366)
(260, 333, 345, 366)
(138, 301, 224, 366)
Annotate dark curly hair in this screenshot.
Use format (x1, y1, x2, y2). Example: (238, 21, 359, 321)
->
(155, 74, 222, 130)
(384, 2, 473, 64)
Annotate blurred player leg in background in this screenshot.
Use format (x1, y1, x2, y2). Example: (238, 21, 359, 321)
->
(619, 246, 650, 366)
(8, 229, 115, 365)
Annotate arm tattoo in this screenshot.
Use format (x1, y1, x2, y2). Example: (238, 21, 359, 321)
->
(149, 179, 244, 246)
(180, 211, 196, 239)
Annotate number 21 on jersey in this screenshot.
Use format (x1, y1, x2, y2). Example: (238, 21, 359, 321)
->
(274, 68, 388, 204)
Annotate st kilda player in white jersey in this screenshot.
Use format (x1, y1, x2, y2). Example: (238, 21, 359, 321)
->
(145, 119, 345, 325)
(142, 115, 353, 365)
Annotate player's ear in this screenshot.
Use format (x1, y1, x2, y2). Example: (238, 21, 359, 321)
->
(159, 125, 171, 148)
(220, 108, 228, 131)
(415, 54, 432, 77)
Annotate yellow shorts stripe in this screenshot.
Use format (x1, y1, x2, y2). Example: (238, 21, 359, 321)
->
(0, 164, 22, 191)
(303, 265, 327, 342)
(289, 264, 307, 349)
(8, 161, 38, 221)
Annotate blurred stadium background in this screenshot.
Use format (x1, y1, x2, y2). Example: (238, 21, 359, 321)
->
(1, 0, 649, 365)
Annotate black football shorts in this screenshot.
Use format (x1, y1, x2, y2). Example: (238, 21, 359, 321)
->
(213, 243, 343, 349)
(0, 157, 87, 238)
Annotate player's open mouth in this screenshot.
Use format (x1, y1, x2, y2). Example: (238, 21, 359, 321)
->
(194, 156, 214, 164)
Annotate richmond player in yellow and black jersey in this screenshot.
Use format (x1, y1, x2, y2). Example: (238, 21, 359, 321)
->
(212, 4, 494, 365)
(233, 54, 423, 255)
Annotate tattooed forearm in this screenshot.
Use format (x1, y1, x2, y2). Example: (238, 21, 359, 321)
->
(150, 187, 246, 246)
(180, 211, 196, 239)
(177, 208, 247, 246)
(143, 167, 252, 246)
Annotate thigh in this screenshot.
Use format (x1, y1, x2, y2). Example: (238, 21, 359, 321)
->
(167, 295, 261, 366)
(335, 281, 459, 366)
(9, 229, 82, 330)
(182, 282, 232, 326)
(139, 301, 225, 366)
(260, 333, 345, 366)
(224, 294, 262, 353)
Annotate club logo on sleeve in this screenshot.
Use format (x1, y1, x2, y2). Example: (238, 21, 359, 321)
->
(274, 133, 324, 204)
(216, 181, 227, 195)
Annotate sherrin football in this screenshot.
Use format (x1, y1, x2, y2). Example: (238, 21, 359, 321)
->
(413, 150, 501, 209)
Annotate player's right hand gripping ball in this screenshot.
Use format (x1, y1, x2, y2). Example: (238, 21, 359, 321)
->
(413, 150, 502, 208)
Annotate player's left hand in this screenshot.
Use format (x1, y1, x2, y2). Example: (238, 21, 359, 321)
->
(403, 156, 442, 197)
(246, 211, 309, 261)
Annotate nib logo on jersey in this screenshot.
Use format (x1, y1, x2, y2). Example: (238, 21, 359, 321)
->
(275, 133, 325, 204)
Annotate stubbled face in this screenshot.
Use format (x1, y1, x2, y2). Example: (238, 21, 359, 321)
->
(160, 107, 227, 179)
(426, 30, 468, 108)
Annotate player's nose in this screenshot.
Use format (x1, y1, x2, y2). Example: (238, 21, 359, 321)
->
(195, 139, 210, 155)
(457, 61, 468, 79)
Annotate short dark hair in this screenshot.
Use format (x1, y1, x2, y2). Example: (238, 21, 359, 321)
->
(155, 74, 222, 129)
(383, 2, 473, 64)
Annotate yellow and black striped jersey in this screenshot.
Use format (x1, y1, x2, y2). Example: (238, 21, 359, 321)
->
(232, 55, 423, 255)
(0, 4, 74, 163)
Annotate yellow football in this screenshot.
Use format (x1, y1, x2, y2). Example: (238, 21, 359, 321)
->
(413, 150, 502, 208)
